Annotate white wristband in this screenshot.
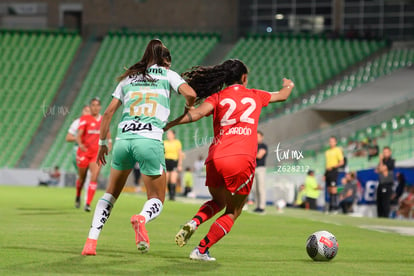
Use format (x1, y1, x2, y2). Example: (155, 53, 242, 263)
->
(98, 139, 108, 146)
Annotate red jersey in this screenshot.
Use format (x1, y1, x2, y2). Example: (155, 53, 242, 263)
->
(204, 84, 271, 163)
(78, 114, 102, 152)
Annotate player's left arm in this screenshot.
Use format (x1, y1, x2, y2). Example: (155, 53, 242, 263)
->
(165, 102, 214, 130)
(97, 98, 121, 165)
(269, 78, 295, 103)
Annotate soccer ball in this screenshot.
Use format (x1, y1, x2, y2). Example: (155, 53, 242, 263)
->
(306, 230, 338, 261)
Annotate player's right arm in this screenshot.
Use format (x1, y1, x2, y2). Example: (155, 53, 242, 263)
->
(76, 116, 89, 151)
(165, 101, 214, 130)
(269, 78, 295, 103)
(97, 98, 122, 165)
(76, 128, 86, 152)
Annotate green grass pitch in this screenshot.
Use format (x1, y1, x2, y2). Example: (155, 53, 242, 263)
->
(1, 185, 413, 275)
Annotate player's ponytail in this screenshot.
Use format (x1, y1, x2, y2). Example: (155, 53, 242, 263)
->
(182, 59, 248, 103)
(117, 39, 171, 82)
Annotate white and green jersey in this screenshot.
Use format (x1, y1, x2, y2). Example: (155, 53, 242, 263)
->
(112, 65, 186, 141)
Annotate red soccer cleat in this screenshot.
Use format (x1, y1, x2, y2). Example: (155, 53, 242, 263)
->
(81, 238, 97, 256)
(130, 215, 149, 253)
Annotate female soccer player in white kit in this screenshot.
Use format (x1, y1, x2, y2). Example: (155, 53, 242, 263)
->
(81, 39, 196, 255)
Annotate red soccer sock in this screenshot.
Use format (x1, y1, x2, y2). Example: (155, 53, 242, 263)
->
(86, 182, 97, 205)
(76, 179, 82, 198)
(192, 200, 222, 226)
(198, 214, 234, 254)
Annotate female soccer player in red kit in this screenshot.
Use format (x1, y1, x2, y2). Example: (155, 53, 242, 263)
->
(166, 59, 294, 261)
(75, 98, 111, 211)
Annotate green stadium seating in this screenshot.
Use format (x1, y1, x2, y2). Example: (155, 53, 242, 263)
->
(301, 48, 414, 108)
(0, 30, 81, 168)
(41, 32, 219, 175)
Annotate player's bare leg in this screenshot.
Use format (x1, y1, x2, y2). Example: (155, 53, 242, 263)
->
(131, 172, 166, 253)
(82, 168, 131, 255)
(190, 187, 247, 261)
(84, 162, 101, 211)
(75, 167, 88, 208)
(176, 186, 225, 247)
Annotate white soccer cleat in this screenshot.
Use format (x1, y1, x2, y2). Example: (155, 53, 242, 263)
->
(189, 247, 216, 261)
(175, 220, 197, 247)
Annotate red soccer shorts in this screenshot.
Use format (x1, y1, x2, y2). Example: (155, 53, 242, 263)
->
(76, 148, 98, 168)
(205, 155, 256, 195)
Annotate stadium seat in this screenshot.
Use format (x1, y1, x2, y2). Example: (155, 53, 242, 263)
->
(0, 30, 81, 168)
(301, 48, 414, 111)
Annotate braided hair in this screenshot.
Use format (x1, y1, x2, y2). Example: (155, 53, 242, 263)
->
(117, 39, 171, 82)
(182, 59, 248, 103)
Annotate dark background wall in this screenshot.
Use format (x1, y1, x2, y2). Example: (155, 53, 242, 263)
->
(0, 0, 239, 38)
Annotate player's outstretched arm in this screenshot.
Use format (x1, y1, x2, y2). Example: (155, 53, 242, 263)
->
(165, 102, 213, 131)
(269, 78, 295, 103)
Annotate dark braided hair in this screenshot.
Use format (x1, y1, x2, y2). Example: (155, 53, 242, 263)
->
(117, 39, 171, 82)
(182, 59, 248, 103)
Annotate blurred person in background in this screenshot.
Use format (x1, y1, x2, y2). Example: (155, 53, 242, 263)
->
(294, 184, 307, 209)
(397, 186, 414, 219)
(390, 172, 406, 217)
(380, 146, 395, 176)
(164, 129, 183, 200)
(66, 105, 91, 205)
(338, 172, 357, 214)
(392, 172, 406, 204)
(376, 146, 395, 218)
(304, 170, 322, 210)
(183, 167, 194, 197)
(324, 136, 344, 213)
(376, 163, 394, 218)
(253, 131, 268, 213)
(75, 98, 111, 212)
(133, 162, 142, 193)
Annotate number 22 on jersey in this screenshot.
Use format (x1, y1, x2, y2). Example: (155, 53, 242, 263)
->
(219, 97, 256, 126)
